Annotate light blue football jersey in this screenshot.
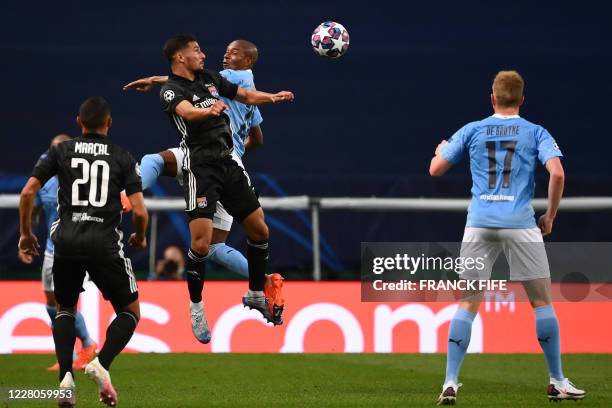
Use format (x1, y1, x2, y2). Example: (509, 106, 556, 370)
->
(440, 114, 563, 228)
(220, 69, 263, 158)
(35, 174, 59, 255)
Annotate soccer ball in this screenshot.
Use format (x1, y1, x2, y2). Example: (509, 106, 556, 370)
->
(311, 21, 350, 59)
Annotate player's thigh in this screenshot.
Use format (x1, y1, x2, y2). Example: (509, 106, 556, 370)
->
(52, 257, 87, 308)
(458, 227, 502, 280)
(162, 148, 183, 180)
(183, 159, 223, 221)
(220, 164, 261, 225)
(87, 257, 139, 309)
(520, 277, 552, 306)
(501, 228, 550, 281)
(212, 201, 233, 235)
(41, 251, 54, 293)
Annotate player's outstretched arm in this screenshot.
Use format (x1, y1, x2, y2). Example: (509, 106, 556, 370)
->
(174, 99, 228, 122)
(235, 87, 294, 105)
(18, 177, 42, 256)
(127, 192, 149, 249)
(538, 157, 565, 236)
(123, 75, 168, 92)
(429, 140, 453, 176)
(244, 126, 264, 154)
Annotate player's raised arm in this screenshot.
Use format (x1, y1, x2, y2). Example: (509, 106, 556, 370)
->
(538, 157, 565, 236)
(123, 75, 168, 92)
(235, 87, 294, 105)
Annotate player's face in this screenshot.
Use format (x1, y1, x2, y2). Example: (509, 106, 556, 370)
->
(223, 42, 250, 70)
(182, 41, 205, 72)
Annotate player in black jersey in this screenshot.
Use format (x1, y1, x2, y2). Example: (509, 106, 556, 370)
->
(157, 33, 293, 343)
(18, 97, 148, 407)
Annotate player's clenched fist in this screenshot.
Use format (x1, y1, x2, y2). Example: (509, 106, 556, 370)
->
(128, 233, 147, 249)
(208, 100, 228, 116)
(270, 91, 294, 103)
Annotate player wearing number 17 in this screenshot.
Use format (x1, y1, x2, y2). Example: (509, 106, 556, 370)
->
(18, 97, 148, 407)
(429, 71, 585, 404)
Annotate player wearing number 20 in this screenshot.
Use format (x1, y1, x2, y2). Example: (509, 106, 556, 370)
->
(19, 97, 148, 407)
(429, 71, 585, 404)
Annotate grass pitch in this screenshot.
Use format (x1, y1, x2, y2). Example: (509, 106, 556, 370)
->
(0, 354, 610, 407)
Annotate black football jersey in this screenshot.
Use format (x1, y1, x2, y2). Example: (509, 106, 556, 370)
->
(160, 69, 238, 161)
(31, 134, 142, 259)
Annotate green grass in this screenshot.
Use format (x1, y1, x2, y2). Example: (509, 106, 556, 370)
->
(0, 354, 610, 407)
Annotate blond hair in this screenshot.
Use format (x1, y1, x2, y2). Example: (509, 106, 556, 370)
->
(492, 70, 524, 108)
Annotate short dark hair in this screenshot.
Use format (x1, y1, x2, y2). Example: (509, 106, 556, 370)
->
(79, 97, 111, 129)
(163, 33, 198, 62)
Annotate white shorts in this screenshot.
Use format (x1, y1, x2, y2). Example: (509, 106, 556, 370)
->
(459, 227, 550, 281)
(42, 251, 54, 291)
(168, 147, 242, 232)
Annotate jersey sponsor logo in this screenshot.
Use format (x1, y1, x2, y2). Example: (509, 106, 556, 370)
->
(71, 212, 104, 223)
(197, 196, 207, 208)
(163, 90, 175, 102)
(194, 98, 218, 109)
(74, 142, 109, 157)
(192, 94, 200, 102)
(479, 194, 515, 202)
(205, 83, 219, 98)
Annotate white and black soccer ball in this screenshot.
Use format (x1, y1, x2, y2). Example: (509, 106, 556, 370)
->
(311, 21, 350, 59)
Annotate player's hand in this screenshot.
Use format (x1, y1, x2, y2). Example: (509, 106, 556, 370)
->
(538, 213, 555, 236)
(270, 91, 294, 103)
(207, 100, 228, 117)
(18, 233, 40, 257)
(123, 77, 157, 92)
(128, 233, 147, 249)
(435, 140, 448, 156)
(17, 249, 33, 264)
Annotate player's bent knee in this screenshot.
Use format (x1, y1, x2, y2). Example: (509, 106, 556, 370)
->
(248, 222, 269, 242)
(191, 240, 210, 256)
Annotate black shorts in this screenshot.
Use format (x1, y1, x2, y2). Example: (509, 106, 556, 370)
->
(182, 155, 261, 222)
(52, 256, 138, 309)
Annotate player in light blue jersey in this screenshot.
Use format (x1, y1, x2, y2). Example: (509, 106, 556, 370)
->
(122, 40, 264, 279)
(429, 71, 585, 404)
(18, 134, 97, 371)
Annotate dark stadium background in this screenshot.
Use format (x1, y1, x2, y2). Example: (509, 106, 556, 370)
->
(1, 1, 611, 278)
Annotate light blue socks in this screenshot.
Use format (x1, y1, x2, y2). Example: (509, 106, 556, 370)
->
(535, 304, 564, 380)
(444, 308, 476, 384)
(208, 243, 248, 278)
(140, 153, 165, 190)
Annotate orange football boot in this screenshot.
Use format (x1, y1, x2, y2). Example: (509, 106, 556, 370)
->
(264, 273, 285, 325)
(73, 341, 97, 371)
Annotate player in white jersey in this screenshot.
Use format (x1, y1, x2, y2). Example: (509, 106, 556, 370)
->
(429, 71, 585, 404)
(123, 39, 285, 329)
